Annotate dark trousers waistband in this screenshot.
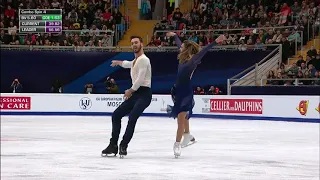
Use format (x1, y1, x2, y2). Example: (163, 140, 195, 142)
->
(134, 86, 151, 95)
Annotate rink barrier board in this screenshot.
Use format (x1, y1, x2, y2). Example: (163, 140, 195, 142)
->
(0, 93, 319, 123)
(1, 112, 319, 123)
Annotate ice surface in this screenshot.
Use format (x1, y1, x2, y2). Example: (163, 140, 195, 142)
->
(1, 116, 319, 180)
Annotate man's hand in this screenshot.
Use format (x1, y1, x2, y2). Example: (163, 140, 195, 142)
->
(110, 60, 122, 67)
(215, 34, 225, 44)
(124, 89, 134, 100)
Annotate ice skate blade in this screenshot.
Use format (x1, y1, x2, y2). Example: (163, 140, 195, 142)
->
(174, 155, 179, 159)
(119, 155, 126, 159)
(181, 141, 197, 148)
(101, 153, 117, 157)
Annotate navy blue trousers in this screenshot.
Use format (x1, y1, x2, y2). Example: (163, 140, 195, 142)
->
(110, 87, 152, 147)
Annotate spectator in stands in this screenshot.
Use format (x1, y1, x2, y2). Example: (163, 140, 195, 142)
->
(51, 79, 63, 93)
(10, 79, 23, 93)
(0, 30, 6, 44)
(266, 70, 276, 85)
(112, 8, 122, 24)
(7, 21, 17, 35)
(296, 55, 305, 67)
(140, 0, 152, 20)
(194, 86, 205, 95)
(238, 40, 247, 51)
(287, 62, 299, 77)
(295, 71, 304, 85)
(307, 46, 318, 57)
(214, 87, 222, 95)
(312, 71, 320, 85)
(275, 71, 285, 85)
(8, 31, 19, 45)
(207, 86, 215, 95)
(307, 64, 317, 77)
(84, 82, 94, 94)
(314, 54, 320, 70)
(299, 62, 307, 74)
(281, 37, 291, 63)
(302, 70, 312, 85)
(4, 5, 15, 20)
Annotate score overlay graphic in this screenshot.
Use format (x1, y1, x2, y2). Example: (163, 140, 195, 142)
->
(19, 9, 62, 33)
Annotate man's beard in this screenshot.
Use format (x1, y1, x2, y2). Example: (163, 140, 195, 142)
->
(133, 45, 142, 53)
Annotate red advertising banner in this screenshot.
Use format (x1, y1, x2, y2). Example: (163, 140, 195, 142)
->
(210, 99, 263, 114)
(0, 97, 31, 110)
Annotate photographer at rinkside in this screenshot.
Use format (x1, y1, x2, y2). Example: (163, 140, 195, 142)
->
(10, 78, 23, 93)
(105, 77, 119, 94)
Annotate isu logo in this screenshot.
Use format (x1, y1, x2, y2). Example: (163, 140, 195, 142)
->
(210, 99, 263, 114)
(0, 97, 31, 110)
(79, 97, 92, 110)
(296, 100, 309, 116)
(316, 104, 319, 113)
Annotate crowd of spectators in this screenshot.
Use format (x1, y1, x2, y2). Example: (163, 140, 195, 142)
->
(266, 47, 320, 86)
(9, 76, 120, 94)
(194, 85, 223, 95)
(149, 0, 320, 63)
(0, 0, 126, 47)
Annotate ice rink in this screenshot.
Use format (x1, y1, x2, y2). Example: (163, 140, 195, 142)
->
(1, 116, 319, 180)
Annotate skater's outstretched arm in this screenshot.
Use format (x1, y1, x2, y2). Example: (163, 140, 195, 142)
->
(191, 35, 225, 65)
(166, 32, 182, 49)
(111, 60, 132, 68)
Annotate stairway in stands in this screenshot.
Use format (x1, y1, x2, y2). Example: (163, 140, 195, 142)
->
(117, 0, 191, 46)
(289, 36, 320, 65)
(177, 0, 191, 13)
(117, 0, 159, 46)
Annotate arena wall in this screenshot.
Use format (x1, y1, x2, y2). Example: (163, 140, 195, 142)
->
(231, 86, 320, 95)
(1, 93, 319, 123)
(1, 51, 271, 93)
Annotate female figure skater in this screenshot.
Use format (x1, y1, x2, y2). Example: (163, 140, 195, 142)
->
(166, 32, 224, 158)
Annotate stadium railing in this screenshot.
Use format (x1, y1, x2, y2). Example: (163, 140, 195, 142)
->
(260, 78, 320, 86)
(154, 26, 303, 48)
(227, 77, 320, 95)
(0, 44, 280, 52)
(0, 18, 129, 45)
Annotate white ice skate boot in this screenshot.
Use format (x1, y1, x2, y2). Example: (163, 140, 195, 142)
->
(181, 133, 196, 148)
(173, 142, 181, 158)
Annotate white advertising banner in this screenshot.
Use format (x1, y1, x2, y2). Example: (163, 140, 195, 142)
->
(192, 95, 320, 119)
(0, 93, 172, 114)
(0, 93, 319, 121)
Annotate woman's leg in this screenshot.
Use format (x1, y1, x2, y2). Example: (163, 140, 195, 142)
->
(184, 116, 190, 133)
(176, 112, 187, 142)
(174, 111, 187, 157)
(181, 115, 195, 147)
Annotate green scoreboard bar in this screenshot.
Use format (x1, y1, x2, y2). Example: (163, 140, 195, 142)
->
(19, 9, 62, 33)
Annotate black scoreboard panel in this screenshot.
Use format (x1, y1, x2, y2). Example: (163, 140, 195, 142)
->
(19, 9, 62, 33)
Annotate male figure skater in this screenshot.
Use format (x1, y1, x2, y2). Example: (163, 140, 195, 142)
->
(101, 36, 152, 158)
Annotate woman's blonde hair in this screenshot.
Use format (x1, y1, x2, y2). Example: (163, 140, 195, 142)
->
(178, 40, 200, 64)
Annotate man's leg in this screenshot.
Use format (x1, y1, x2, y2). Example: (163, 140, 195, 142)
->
(110, 98, 135, 145)
(120, 97, 151, 147)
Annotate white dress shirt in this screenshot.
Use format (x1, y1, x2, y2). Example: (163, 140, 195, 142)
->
(121, 54, 152, 91)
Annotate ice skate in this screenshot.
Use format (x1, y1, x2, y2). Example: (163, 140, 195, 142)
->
(101, 143, 118, 157)
(119, 145, 127, 159)
(173, 142, 181, 158)
(181, 133, 196, 148)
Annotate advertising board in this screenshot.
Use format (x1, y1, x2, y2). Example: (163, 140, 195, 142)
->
(0, 93, 319, 122)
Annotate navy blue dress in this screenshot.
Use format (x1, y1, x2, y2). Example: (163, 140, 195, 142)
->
(167, 35, 217, 119)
